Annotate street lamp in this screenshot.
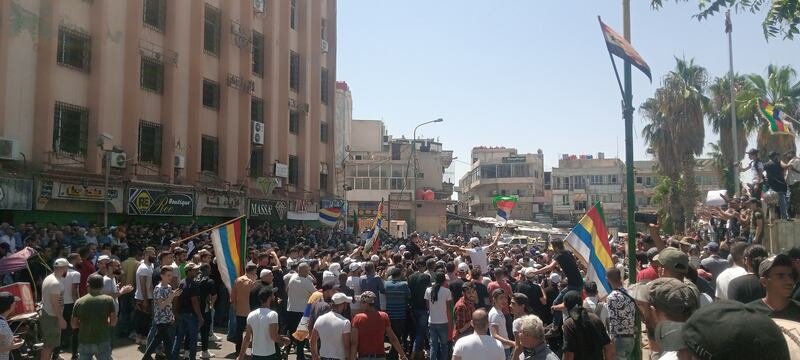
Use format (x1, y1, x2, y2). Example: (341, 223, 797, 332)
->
(410, 118, 443, 232)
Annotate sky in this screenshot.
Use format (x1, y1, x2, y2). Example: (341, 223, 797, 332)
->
(336, 1, 798, 182)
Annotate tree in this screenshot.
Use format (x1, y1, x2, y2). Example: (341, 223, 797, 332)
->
(651, 0, 800, 40)
(707, 140, 736, 194)
(738, 64, 800, 155)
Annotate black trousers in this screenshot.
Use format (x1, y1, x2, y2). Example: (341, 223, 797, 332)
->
(286, 311, 307, 360)
(142, 323, 174, 360)
(234, 315, 247, 354)
(388, 318, 406, 360)
(200, 310, 212, 351)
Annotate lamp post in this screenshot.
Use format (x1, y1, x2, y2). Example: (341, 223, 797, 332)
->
(410, 118, 443, 232)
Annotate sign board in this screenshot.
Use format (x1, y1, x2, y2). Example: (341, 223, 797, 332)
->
(55, 182, 119, 202)
(227, 73, 255, 93)
(0, 178, 32, 210)
(248, 199, 288, 220)
(274, 163, 289, 178)
(502, 155, 527, 163)
(36, 180, 124, 213)
(197, 193, 245, 210)
(127, 188, 194, 216)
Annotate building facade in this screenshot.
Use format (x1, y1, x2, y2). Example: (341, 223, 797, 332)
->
(551, 153, 625, 227)
(458, 147, 545, 221)
(346, 120, 453, 235)
(0, 0, 336, 223)
(634, 159, 722, 215)
(333, 81, 352, 199)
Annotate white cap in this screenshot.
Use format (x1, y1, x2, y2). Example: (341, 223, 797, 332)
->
(549, 272, 561, 284)
(53, 258, 70, 268)
(323, 271, 337, 284)
(97, 255, 111, 262)
(470, 237, 480, 245)
(332, 293, 353, 305)
(524, 267, 536, 278)
(349, 262, 361, 272)
(457, 263, 469, 273)
(399, 245, 406, 251)
(329, 263, 341, 276)
(503, 257, 512, 263)
(370, 254, 379, 262)
(260, 269, 272, 278)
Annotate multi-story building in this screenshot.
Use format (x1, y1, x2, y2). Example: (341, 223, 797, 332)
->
(634, 159, 721, 214)
(0, 0, 336, 224)
(551, 153, 625, 227)
(458, 147, 545, 221)
(346, 120, 453, 235)
(333, 81, 352, 199)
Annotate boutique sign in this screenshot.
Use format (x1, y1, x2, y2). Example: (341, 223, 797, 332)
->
(127, 188, 194, 217)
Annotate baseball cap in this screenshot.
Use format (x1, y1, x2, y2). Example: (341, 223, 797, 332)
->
(703, 242, 719, 252)
(646, 247, 660, 261)
(682, 301, 790, 360)
(332, 293, 353, 305)
(524, 267, 536, 278)
(457, 263, 469, 273)
(259, 269, 272, 278)
(53, 258, 70, 268)
(97, 255, 111, 262)
(769, 150, 781, 158)
(329, 263, 341, 276)
(678, 237, 695, 247)
(758, 254, 794, 277)
(648, 278, 699, 319)
(658, 247, 689, 274)
(359, 291, 376, 304)
(549, 272, 561, 284)
(370, 254, 379, 262)
(399, 245, 406, 251)
(184, 262, 199, 272)
(349, 262, 361, 272)
(470, 237, 480, 245)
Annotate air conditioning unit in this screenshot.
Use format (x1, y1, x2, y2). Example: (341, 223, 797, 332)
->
(174, 155, 186, 169)
(252, 121, 265, 144)
(0, 137, 19, 160)
(253, 0, 266, 14)
(321, 39, 329, 53)
(109, 152, 127, 169)
(297, 103, 310, 113)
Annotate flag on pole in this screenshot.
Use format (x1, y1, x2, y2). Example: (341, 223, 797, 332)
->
(210, 217, 247, 292)
(319, 207, 341, 226)
(363, 199, 384, 258)
(758, 99, 795, 136)
(563, 202, 614, 297)
(291, 290, 324, 341)
(492, 196, 518, 223)
(598, 16, 652, 81)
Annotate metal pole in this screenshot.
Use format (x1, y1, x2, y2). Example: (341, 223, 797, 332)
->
(104, 149, 110, 228)
(727, 10, 739, 195)
(411, 127, 418, 232)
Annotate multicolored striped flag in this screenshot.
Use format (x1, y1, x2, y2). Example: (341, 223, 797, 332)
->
(493, 196, 518, 223)
(599, 16, 652, 81)
(210, 217, 247, 292)
(319, 207, 341, 227)
(563, 202, 614, 297)
(363, 199, 384, 258)
(758, 99, 795, 136)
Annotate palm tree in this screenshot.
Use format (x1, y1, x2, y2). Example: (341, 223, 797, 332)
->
(738, 65, 800, 155)
(707, 141, 734, 194)
(641, 95, 684, 231)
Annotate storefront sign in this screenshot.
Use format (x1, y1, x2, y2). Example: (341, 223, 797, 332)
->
(248, 199, 288, 220)
(127, 188, 194, 217)
(0, 177, 33, 210)
(196, 190, 246, 215)
(274, 163, 289, 178)
(36, 180, 124, 213)
(55, 183, 119, 202)
(502, 155, 527, 163)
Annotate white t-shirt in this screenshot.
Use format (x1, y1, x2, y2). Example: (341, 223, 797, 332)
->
(452, 333, 505, 360)
(583, 297, 609, 328)
(715, 265, 747, 300)
(424, 286, 452, 324)
(135, 262, 154, 300)
(246, 308, 279, 356)
(466, 247, 489, 272)
(347, 275, 362, 311)
(488, 307, 510, 349)
(41, 274, 64, 316)
(103, 275, 119, 312)
(287, 274, 317, 313)
(313, 311, 351, 359)
(787, 157, 800, 185)
(60, 269, 81, 305)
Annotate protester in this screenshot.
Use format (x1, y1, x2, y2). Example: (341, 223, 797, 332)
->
(488, 289, 514, 359)
(631, 277, 699, 358)
(310, 292, 352, 360)
(748, 254, 800, 320)
(134, 247, 156, 346)
(452, 309, 505, 360)
(716, 242, 748, 301)
(765, 150, 790, 220)
(41, 258, 69, 360)
(71, 274, 117, 360)
(172, 262, 203, 360)
(231, 264, 258, 354)
(560, 290, 613, 360)
(512, 315, 558, 360)
(406, 259, 431, 360)
(58, 253, 82, 360)
(141, 267, 180, 360)
(0, 292, 24, 359)
(425, 271, 452, 360)
(727, 244, 768, 303)
(383, 267, 410, 360)
(453, 282, 478, 341)
(237, 286, 289, 360)
(350, 291, 407, 360)
(604, 268, 636, 360)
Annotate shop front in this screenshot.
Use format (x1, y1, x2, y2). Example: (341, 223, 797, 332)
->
(127, 186, 194, 223)
(22, 179, 124, 224)
(248, 199, 289, 224)
(0, 177, 33, 223)
(195, 188, 246, 220)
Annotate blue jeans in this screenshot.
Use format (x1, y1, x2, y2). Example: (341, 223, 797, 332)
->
(78, 342, 112, 360)
(614, 337, 635, 360)
(172, 313, 198, 360)
(779, 191, 789, 220)
(412, 309, 429, 353)
(428, 323, 448, 360)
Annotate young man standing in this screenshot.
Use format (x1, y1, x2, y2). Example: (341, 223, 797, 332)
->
(383, 268, 410, 360)
(172, 263, 204, 360)
(286, 262, 317, 360)
(350, 291, 407, 360)
(452, 309, 505, 360)
(58, 254, 82, 360)
(310, 293, 352, 360)
(747, 199, 766, 244)
(452, 282, 477, 341)
(142, 267, 181, 360)
(135, 247, 156, 346)
(604, 268, 636, 360)
(41, 258, 69, 360)
(748, 254, 800, 320)
(231, 264, 258, 354)
(71, 274, 117, 360)
(237, 286, 289, 360)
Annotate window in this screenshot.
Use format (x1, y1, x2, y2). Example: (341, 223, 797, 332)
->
(320, 67, 329, 103)
(561, 195, 569, 206)
(57, 27, 91, 72)
(203, 4, 220, 55)
(251, 96, 264, 123)
(140, 55, 164, 93)
(143, 0, 166, 32)
(591, 175, 604, 184)
(202, 79, 219, 109)
(53, 102, 89, 155)
(290, 0, 297, 30)
(574, 201, 587, 211)
(321, 18, 327, 40)
(608, 175, 618, 184)
(320, 122, 328, 143)
(289, 111, 299, 134)
(289, 51, 300, 91)
(138, 121, 162, 164)
(288, 155, 299, 185)
(646, 177, 653, 186)
(497, 164, 511, 178)
(512, 164, 530, 177)
(252, 31, 264, 76)
(636, 176, 643, 184)
(481, 165, 497, 179)
(201, 135, 219, 174)
(249, 146, 263, 177)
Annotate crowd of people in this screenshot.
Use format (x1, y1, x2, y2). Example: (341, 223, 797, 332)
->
(0, 209, 797, 360)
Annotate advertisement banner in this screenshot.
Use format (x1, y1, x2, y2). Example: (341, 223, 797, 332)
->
(36, 180, 124, 213)
(0, 178, 33, 210)
(127, 188, 194, 217)
(248, 199, 288, 220)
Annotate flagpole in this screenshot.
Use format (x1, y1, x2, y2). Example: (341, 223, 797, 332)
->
(727, 10, 740, 196)
(176, 214, 247, 244)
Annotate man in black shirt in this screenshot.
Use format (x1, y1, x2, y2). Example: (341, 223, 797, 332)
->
(172, 263, 202, 360)
(728, 244, 767, 303)
(515, 268, 547, 321)
(196, 263, 218, 359)
(407, 258, 431, 360)
(765, 151, 790, 220)
(448, 263, 468, 303)
(530, 239, 583, 326)
(748, 254, 800, 321)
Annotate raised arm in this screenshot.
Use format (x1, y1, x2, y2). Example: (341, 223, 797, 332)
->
(484, 228, 503, 251)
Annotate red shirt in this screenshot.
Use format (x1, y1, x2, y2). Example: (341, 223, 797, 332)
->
(353, 310, 391, 356)
(78, 259, 96, 296)
(487, 279, 512, 314)
(636, 265, 658, 283)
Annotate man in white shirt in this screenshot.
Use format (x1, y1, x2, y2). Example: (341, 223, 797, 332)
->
(716, 242, 748, 301)
(56, 254, 82, 359)
(452, 309, 505, 360)
(40, 258, 69, 360)
(134, 247, 156, 345)
(311, 293, 352, 360)
(437, 228, 502, 273)
(237, 285, 290, 360)
(287, 262, 317, 360)
(786, 150, 800, 218)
